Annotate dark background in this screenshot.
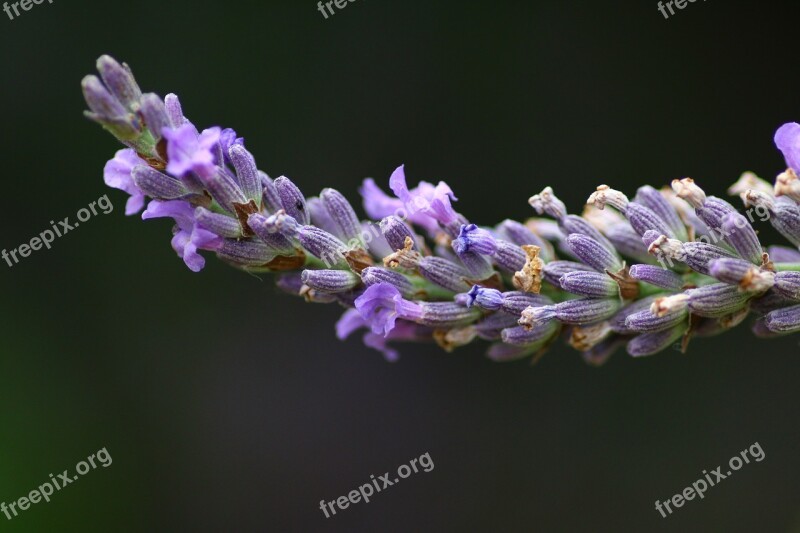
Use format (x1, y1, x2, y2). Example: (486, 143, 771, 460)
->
(0, 1, 798, 531)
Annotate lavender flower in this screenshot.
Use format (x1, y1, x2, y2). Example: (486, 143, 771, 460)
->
(163, 125, 221, 178)
(82, 56, 800, 364)
(775, 122, 800, 172)
(104, 149, 147, 215)
(142, 200, 222, 272)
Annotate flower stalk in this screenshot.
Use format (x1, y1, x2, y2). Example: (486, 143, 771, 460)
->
(83, 56, 800, 363)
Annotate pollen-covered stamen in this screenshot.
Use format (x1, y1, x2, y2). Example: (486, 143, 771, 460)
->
(296, 284, 338, 304)
(661, 186, 692, 215)
(512, 245, 544, 294)
(740, 268, 776, 293)
(650, 294, 689, 317)
(433, 326, 478, 352)
(647, 234, 684, 261)
(383, 236, 422, 269)
(671, 178, 707, 209)
(518, 305, 557, 330)
(582, 204, 626, 233)
(775, 168, 800, 203)
(587, 185, 630, 212)
(714, 305, 752, 331)
(528, 187, 567, 219)
(569, 322, 612, 351)
(728, 171, 774, 197)
(380, 216, 420, 252)
(606, 266, 640, 300)
(260, 209, 301, 237)
(742, 189, 776, 212)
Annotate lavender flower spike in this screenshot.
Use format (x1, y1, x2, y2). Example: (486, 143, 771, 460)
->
(82, 56, 800, 363)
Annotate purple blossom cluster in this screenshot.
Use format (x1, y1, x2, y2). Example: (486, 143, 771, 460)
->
(82, 56, 800, 364)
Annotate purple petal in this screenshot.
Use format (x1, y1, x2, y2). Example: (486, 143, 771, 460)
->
(354, 283, 404, 336)
(775, 122, 800, 172)
(768, 245, 800, 263)
(335, 308, 367, 340)
(142, 199, 195, 229)
(103, 149, 147, 215)
(163, 125, 221, 178)
(362, 332, 401, 362)
(359, 178, 404, 220)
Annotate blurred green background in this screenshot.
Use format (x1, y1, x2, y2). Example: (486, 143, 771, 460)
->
(0, 0, 799, 531)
